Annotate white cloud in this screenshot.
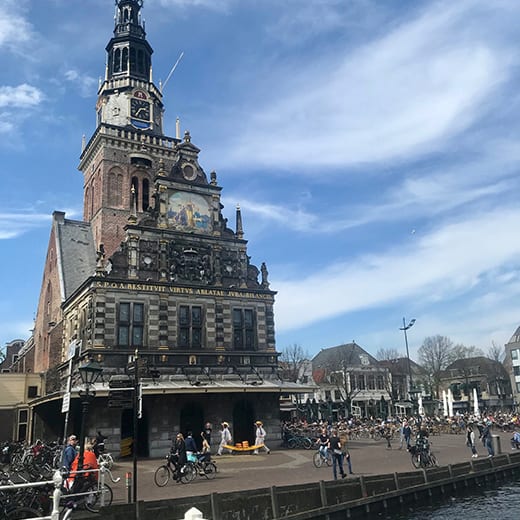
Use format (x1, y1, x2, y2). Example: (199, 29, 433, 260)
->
(64, 69, 98, 98)
(274, 206, 520, 332)
(0, 2, 33, 51)
(223, 1, 514, 169)
(0, 84, 43, 108)
(0, 212, 51, 240)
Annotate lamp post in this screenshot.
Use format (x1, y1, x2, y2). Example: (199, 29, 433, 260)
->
(77, 360, 103, 472)
(399, 317, 416, 411)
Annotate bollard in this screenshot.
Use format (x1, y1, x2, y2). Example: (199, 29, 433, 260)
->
(491, 435, 502, 455)
(181, 507, 207, 520)
(126, 471, 132, 503)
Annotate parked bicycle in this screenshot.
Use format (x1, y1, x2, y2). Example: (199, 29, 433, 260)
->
(285, 434, 313, 450)
(154, 453, 196, 486)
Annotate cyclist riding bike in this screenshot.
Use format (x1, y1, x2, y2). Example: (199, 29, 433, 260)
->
(316, 428, 330, 457)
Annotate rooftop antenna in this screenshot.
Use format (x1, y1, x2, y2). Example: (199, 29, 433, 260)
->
(161, 51, 184, 93)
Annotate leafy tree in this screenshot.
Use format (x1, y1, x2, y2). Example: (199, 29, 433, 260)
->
(375, 347, 402, 361)
(279, 343, 309, 383)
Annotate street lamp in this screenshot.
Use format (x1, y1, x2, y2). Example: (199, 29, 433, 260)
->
(399, 317, 416, 408)
(77, 360, 103, 472)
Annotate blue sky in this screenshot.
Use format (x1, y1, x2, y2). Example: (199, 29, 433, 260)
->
(1, 0, 520, 361)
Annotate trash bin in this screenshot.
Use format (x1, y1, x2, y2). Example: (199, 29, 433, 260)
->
(491, 434, 502, 455)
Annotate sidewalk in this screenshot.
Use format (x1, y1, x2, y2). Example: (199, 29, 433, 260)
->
(107, 430, 514, 505)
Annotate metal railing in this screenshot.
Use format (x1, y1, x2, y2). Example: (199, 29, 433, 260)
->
(0, 464, 116, 520)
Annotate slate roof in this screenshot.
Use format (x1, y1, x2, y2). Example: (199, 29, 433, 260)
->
(55, 216, 96, 299)
(378, 357, 426, 376)
(507, 326, 520, 344)
(312, 342, 378, 369)
(442, 356, 508, 378)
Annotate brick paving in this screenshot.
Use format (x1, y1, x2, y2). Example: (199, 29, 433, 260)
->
(106, 430, 515, 505)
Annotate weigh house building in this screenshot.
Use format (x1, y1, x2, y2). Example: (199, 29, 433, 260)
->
(25, 0, 308, 457)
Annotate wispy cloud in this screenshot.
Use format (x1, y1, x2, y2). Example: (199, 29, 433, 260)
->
(222, 1, 516, 169)
(0, 1, 34, 52)
(274, 206, 520, 331)
(64, 69, 98, 98)
(0, 212, 51, 239)
(0, 84, 43, 108)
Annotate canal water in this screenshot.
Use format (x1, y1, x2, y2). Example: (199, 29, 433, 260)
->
(383, 477, 520, 519)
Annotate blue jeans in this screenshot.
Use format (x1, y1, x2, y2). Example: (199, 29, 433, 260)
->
(332, 453, 345, 479)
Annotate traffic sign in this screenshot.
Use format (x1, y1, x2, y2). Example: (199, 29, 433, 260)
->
(108, 399, 133, 409)
(62, 392, 71, 413)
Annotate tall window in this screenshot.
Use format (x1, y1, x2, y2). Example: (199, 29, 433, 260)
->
(18, 409, 28, 443)
(118, 302, 144, 347)
(232, 308, 256, 350)
(178, 305, 202, 348)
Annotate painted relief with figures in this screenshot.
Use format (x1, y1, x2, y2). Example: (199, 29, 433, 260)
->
(167, 192, 211, 232)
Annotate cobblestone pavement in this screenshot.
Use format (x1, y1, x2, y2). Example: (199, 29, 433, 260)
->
(105, 430, 515, 505)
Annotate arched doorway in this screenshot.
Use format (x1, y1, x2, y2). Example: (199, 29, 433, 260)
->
(232, 399, 255, 445)
(179, 402, 204, 450)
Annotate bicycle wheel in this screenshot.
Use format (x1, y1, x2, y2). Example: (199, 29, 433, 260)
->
(411, 453, 421, 469)
(287, 438, 297, 449)
(428, 453, 438, 467)
(302, 438, 312, 450)
(180, 463, 196, 484)
(85, 483, 113, 513)
(313, 451, 324, 468)
(6, 507, 42, 519)
(373, 431, 382, 441)
(154, 465, 171, 487)
(203, 462, 217, 480)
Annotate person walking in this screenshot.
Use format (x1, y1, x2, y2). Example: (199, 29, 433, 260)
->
(466, 425, 478, 458)
(203, 422, 213, 449)
(480, 421, 494, 457)
(253, 421, 270, 454)
(339, 429, 353, 475)
(402, 421, 412, 450)
(328, 429, 346, 480)
(217, 422, 232, 455)
(62, 434, 78, 471)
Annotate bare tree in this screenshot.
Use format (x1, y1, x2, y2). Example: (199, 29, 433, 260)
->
(452, 344, 484, 359)
(488, 341, 505, 363)
(375, 347, 402, 361)
(279, 343, 309, 383)
(418, 335, 456, 398)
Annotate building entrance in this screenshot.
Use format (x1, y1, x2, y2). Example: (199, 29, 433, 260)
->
(232, 399, 255, 445)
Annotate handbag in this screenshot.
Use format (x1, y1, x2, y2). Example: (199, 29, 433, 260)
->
(333, 449, 342, 455)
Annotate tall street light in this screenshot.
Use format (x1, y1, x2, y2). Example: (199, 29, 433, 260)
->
(77, 360, 103, 472)
(399, 318, 416, 407)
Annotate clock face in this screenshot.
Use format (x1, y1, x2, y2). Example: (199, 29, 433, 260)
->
(130, 98, 150, 121)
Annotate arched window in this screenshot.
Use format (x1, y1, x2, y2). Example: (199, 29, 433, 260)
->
(130, 48, 136, 72)
(137, 50, 144, 74)
(122, 48, 128, 72)
(85, 186, 90, 219)
(114, 48, 121, 73)
(142, 178, 149, 211)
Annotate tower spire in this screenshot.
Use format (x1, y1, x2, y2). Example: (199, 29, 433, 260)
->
(236, 204, 244, 239)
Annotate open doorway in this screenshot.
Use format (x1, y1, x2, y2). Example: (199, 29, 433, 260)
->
(232, 399, 255, 445)
(179, 402, 204, 450)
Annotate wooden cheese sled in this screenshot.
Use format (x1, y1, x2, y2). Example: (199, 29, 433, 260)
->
(223, 441, 264, 452)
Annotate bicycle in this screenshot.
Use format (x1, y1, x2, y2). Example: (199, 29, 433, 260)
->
(409, 445, 437, 468)
(154, 453, 196, 486)
(313, 448, 332, 468)
(189, 453, 218, 480)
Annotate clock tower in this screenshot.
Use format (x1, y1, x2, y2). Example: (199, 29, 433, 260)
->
(80, 0, 172, 257)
